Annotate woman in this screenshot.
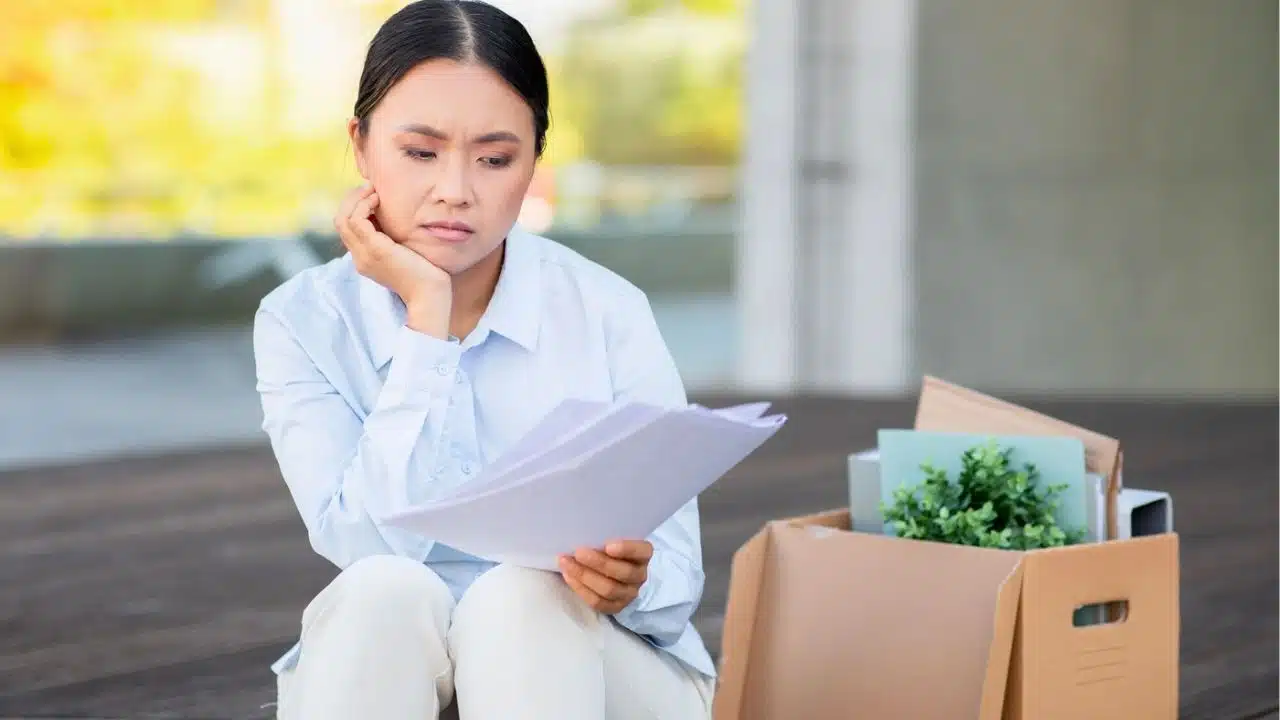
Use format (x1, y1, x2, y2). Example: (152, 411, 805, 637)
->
(252, 1, 715, 718)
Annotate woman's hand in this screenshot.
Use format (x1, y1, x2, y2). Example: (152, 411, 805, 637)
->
(558, 539, 653, 614)
(335, 184, 452, 338)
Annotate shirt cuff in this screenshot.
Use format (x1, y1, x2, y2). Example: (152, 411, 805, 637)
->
(613, 550, 693, 647)
(376, 326, 463, 408)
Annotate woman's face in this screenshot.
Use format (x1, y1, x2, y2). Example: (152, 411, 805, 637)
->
(349, 58, 537, 276)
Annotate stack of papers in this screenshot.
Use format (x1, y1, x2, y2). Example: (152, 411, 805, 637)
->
(381, 399, 787, 570)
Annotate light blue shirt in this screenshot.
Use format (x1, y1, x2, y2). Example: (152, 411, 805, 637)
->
(253, 225, 714, 680)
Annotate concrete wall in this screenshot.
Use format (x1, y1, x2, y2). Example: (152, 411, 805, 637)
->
(913, 0, 1277, 397)
(738, 0, 1277, 398)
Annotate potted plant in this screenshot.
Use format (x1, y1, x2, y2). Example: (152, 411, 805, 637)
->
(880, 439, 1086, 550)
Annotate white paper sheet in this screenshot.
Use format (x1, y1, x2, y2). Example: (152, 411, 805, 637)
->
(381, 400, 787, 570)
(479, 398, 612, 481)
(448, 400, 667, 503)
(689, 401, 773, 423)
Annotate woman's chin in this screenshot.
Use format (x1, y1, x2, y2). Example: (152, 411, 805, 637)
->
(398, 239, 468, 275)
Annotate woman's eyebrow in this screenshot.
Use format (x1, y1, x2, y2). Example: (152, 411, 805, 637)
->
(397, 123, 521, 145)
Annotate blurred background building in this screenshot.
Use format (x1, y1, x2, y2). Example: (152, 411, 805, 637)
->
(740, 0, 1277, 397)
(0, 0, 1275, 469)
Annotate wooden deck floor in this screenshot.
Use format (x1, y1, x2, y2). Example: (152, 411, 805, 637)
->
(0, 395, 1275, 719)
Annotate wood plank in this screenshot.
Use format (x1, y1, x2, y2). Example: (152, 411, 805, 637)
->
(0, 396, 1274, 719)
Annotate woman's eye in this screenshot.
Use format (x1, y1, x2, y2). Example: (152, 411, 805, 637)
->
(404, 148, 435, 160)
(481, 156, 512, 168)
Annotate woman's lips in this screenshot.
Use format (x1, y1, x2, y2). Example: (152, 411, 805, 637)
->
(421, 221, 474, 243)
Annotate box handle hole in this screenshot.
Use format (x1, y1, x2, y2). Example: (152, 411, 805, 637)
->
(1072, 600, 1128, 627)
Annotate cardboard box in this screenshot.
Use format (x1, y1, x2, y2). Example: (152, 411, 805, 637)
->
(713, 377, 1180, 720)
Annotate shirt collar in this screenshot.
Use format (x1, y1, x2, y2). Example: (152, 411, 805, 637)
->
(357, 225, 542, 368)
(475, 225, 542, 352)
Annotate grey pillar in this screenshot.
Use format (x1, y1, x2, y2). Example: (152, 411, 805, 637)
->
(737, 0, 917, 394)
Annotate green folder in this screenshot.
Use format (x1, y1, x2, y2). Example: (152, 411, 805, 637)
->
(877, 428, 1090, 540)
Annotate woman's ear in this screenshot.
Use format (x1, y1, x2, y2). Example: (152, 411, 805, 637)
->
(347, 117, 368, 180)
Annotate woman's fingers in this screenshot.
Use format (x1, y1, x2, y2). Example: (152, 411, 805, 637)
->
(347, 193, 375, 247)
(343, 188, 396, 268)
(560, 559, 627, 613)
(580, 566, 630, 602)
(562, 565, 605, 605)
(573, 546, 646, 586)
(350, 193, 384, 243)
(349, 188, 377, 225)
(353, 194, 400, 268)
(563, 555, 632, 603)
(334, 184, 371, 230)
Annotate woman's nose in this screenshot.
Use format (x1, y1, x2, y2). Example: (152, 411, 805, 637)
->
(431, 156, 471, 206)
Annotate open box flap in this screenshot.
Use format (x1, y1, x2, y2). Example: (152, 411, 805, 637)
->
(914, 376, 1121, 479)
(914, 376, 1124, 538)
(979, 562, 1024, 720)
(712, 516, 778, 720)
(715, 510, 1025, 719)
(712, 508, 853, 720)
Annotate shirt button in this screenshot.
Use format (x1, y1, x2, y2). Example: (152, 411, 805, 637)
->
(435, 364, 449, 376)
(462, 462, 475, 476)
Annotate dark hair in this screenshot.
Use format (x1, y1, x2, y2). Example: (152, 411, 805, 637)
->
(353, 0, 550, 156)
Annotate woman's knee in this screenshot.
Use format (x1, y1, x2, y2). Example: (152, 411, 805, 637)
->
(449, 564, 599, 687)
(453, 564, 582, 627)
(307, 554, 452, 628)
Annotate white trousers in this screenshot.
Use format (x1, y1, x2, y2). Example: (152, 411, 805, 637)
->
(276, 555, 715, 719)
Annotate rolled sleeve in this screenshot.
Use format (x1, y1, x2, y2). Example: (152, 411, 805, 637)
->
(613, 543, 706, 647)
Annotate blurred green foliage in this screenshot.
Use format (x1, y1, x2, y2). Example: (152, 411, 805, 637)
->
(554, 7, 743, 166)
(623, 0, 742, 18)
(0, 0, 743, 239)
